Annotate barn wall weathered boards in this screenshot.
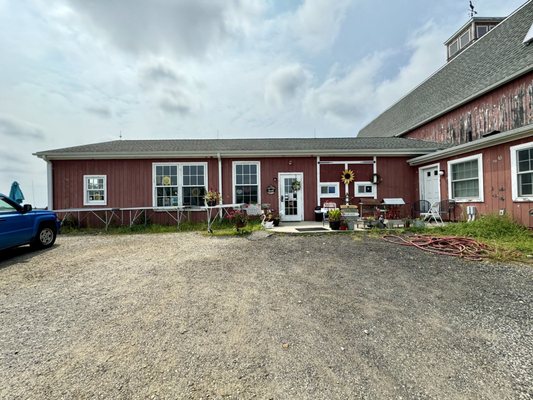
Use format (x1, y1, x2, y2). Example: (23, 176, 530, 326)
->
(358, 0, 533, 227)
(35, 138, 441, 224)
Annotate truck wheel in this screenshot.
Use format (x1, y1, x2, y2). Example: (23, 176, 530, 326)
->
(31, 224, 57, 249)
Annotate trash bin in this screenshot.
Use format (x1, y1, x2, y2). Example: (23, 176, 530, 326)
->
(314, 206, 323, 222)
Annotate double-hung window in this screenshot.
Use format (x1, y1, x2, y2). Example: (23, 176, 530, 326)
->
(84, 175, 107, 205)
(447, 154, 483, 202)
(510, 142, 533, 201)
(153, 163, 207, 207)
(233, 161, 260, 204)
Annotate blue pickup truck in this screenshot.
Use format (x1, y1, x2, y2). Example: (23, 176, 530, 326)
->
(0, 193, 60, 252)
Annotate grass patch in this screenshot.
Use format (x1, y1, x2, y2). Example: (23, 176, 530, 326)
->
(408, 214, 533, 261)
(60, 219, 264, 237)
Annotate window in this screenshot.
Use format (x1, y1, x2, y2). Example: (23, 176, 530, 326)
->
(182, 165, 206, 206)
(319, 182, 339, 198)
(510, 142, 533, 201)
(448, 40, 459, 58)
(0, 197, 17, 213)
(476, 25, 488, 38)
(84, 175, 107, 205)
(354, 181, 376, 198)
(459, 30, 471, 48)
(233, 161, 260, 204)
(153, 163, 207, 207)
(447, 154, 483, 202)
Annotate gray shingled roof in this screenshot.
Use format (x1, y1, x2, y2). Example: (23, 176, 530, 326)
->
(35, 137, 446, 158)
(358, 1, 533, 138)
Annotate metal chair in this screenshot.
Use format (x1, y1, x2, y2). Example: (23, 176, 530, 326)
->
(411, 200, 431, 219)
(438, 199, 456, 221)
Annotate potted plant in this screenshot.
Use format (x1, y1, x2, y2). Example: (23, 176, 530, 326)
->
(227, 210, 248, 231)
(204, 190, 221, 206)
(328, 209, 342, 230)
(272, 213, 281, 227)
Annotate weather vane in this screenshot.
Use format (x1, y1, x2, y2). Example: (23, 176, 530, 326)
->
(469, 1, 478, 17)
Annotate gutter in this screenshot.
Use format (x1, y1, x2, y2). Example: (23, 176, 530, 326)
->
(408, 124, 533, 166)
(33, 148, 441, 160)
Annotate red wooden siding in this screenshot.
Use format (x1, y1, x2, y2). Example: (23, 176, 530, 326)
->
(221, 157, 318, 220)
(318, 157, 373, 207)
(376, 157, 418, 206)
(417, 137, 533, 227)
(52, 158, 220, 209)
(405, 72, 533, 145)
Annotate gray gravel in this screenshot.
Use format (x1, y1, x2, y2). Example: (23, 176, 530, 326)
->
(0, 232, 532, 399)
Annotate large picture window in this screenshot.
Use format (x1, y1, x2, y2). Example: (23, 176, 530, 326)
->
(233, 161, 260, 204)
(447, 154, 483, 202)
(84, 175, 107, 206)
(153, 163, 207, 207)
(510, 142, 533, 201)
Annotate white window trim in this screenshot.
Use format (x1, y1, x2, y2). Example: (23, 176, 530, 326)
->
(510, 141, 533, 202)
(354, 181, 376, 198)
(83, 175, 107, 206)
(319, 182, 340, 198)
(152, 162, 208, 209)
(232, 161, 261, 204)
(459, 29, 471, 48)
(447, 154, 484, 203)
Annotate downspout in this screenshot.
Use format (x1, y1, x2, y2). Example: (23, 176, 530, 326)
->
(373, 156, 378, 200)
(217, 152, 223, 204)
(46, 159, 54, 210)
(316, 156, 321, 207)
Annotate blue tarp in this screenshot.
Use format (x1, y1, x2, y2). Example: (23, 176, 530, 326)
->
(9, 181, 25, 204)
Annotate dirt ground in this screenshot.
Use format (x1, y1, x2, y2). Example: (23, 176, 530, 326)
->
(0, 232, 532, 399)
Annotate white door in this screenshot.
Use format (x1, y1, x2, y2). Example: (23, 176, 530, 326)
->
(279, 173, 304, 222)
(420, 165, 440, 205)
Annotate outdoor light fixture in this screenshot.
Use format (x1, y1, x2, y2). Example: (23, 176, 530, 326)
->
(372, 173, 381, 184)
(439, 170, 445, 176)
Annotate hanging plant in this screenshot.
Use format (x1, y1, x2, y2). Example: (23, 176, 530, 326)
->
(341, 169, 355, 185)
(292, 180, 301, 191)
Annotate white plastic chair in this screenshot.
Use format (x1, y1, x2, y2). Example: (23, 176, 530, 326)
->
(425, 202, 443, 225)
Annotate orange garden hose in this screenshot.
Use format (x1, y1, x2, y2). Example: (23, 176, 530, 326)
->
(382, 234, 491, 261)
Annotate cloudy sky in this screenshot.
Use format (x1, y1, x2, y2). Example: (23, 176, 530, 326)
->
(0, 0, 526, 206)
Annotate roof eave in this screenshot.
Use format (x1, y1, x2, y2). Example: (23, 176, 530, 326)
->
(34, 148, 440, 161)
(407, 124, 533, 166)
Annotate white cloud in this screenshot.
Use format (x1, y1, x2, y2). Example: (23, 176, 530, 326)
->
(293, 0, 353, 53)
(303, 21, 447, 129)
(62, 0, 265, 58)
(265, 64, 310, 107)
(0, 114, 45, 140)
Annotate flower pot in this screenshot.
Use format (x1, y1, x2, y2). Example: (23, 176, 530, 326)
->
(207, 200, 217, 207)
(263, 221, 274, 229)
(329, 220, 341, 230)
(273, 218, 280, 227)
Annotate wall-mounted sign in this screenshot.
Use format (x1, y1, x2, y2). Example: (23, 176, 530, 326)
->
(266, 185, 276, 195)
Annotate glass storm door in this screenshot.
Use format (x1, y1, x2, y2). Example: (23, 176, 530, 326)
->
(279, 173, 304, 222)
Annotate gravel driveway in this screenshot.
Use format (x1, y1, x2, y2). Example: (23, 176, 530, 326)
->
(0, 232, 532, 399)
